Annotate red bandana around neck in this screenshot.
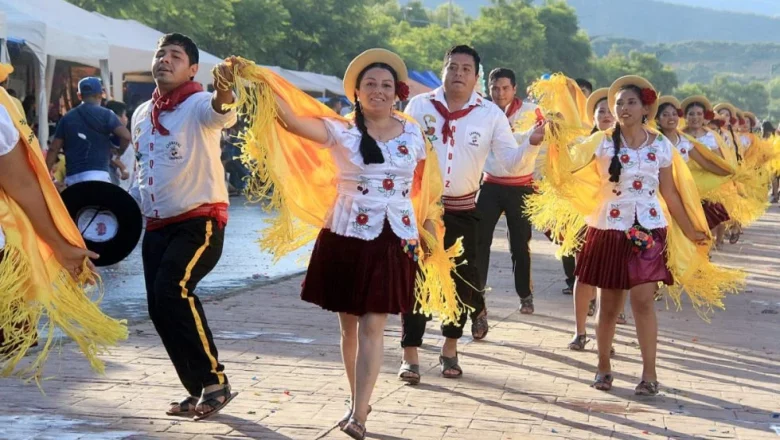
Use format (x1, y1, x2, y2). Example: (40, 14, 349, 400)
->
(504, 97, 523, 119)
(151, 80, 204, 135)
(430, 99, 479, 145)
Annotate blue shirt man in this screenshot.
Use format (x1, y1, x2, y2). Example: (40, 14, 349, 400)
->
(46, 77, 132, 186)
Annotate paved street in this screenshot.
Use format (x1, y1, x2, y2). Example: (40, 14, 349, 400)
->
(1, 208, 779, 440)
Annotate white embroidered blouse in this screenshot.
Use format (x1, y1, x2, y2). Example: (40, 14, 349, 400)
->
(322, 115, 426, 241)
(672, 133, 692, 163)
(0, 105, 20, 249)
(587, 132, 674, 231)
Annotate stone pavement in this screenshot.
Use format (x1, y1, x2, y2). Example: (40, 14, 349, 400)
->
(2, 210, 780, 440)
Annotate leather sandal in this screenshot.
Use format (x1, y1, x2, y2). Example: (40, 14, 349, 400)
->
(439, 354, 463, 378)
(341, 417, 366, 440)
(591, 372, 614, 391)
(398, 361, 420, 385)
(166, 396, 198, 416)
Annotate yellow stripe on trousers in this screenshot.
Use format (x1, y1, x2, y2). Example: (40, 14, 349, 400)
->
(178, 220, 224, 384)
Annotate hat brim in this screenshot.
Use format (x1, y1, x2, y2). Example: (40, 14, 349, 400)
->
(680, 95, 713, 117)
(343, 49, 408, 104)
(60, 181, 143, 267)
(608, 75, 658, 125)
(585, 88, 610, 127)
(654, 95, 682, 119)
(714, 102, 739, 120)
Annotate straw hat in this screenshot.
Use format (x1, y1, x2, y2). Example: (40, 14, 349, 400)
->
(653, 95, 681, 119)
(680, 95, 713, 119)
(585, 87, 609, 126)
(608, 75, 658, 123)
(744, 111, 758, 127)
(714, 102, 739, 122)
(343, 48, 408, 104)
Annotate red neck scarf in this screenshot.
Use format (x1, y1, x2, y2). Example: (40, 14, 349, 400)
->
(151, 81, 204, 135)
(430, 99, 479, 145)
(504, 97, 523, 119)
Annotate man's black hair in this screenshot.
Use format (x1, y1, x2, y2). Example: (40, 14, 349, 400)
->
(444, 45, 481, 77)
(327, 96, 342, 108)
(105, 100, 127, 116)
(157, 33, 199, 65)
(488, 68, 516, 87)
(575, 78, 593, 93)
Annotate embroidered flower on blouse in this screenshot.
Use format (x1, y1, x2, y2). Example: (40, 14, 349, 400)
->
(401, 210, 412, 227)
(680, 148, 687, 154)
(647, 152, 656, 162)
(378, 174, 397, 197)
(353, 208, 370, 231)
(397, 144, 409, 155)
(620, 154, 631, 164)
(649, 207, 658, 217)
(610, 208, 621, 218)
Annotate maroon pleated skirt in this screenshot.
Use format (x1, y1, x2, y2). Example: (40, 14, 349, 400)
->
(702, 200, 730, 230)
(301, 221, 417, 315)
(575, 227, 673, 290)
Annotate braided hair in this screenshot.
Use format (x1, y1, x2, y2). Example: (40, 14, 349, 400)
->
(354, 62, 399, 165)
(608, 84, 644, 183)
(722, 113, 743, 162)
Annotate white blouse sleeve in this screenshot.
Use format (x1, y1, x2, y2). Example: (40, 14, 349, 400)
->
(0, 105, 20, 157)
(322, 118, 361, 149)
(657, 136, 673, 169)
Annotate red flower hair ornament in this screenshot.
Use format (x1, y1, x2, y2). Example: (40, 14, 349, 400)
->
(729, 117, 737, 125)
(396, 81, 410, 101)
(676, 108, 684, 117)
(704, 110, 715, 120)
(640, 88, 657, 106)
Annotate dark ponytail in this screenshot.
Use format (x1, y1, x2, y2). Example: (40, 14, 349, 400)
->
(727, 125, 742, 163)
(608, 123, 623, 183)
(353, 95, 384, 165)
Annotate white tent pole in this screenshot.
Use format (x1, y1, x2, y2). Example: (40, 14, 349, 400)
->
(99, 58, 110, 99)
(0, 40, 9, 64)
(36, 55, 49, 148)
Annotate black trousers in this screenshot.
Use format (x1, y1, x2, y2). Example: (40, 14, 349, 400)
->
(401, 209, 483, 346)
(142, 217, 226, 396)
(475, 182, 534, 299)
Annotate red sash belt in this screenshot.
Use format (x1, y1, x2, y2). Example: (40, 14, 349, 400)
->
(482, 173, 534, 187)
(146, 203, 229, 231)
(442, 191, 478, 212)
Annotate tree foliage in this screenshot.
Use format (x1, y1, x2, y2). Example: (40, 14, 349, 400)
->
(674, 75, 771, 119)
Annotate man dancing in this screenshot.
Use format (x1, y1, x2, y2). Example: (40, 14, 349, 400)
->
(132, 33, 238, 420)
(399, 46, 544, 382)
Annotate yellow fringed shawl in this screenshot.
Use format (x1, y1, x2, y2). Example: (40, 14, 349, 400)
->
(0, 67, 127, 383)
(526, 128, 744, 318)
(220, 59, 465, 324)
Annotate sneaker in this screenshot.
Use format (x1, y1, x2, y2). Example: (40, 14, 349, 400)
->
(562, 286, 573, 295)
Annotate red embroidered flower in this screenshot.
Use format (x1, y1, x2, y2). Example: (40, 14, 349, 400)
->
(680, 148, 687, 154)
(647, 152, 656, 161)
(397, 145, 409, 155)
(704, 110, 715, 120)
(402, 215, 411, 226)
(677, 109, 684, 117)
(649, 208, 658, 217)
(383, 178, 394, 190)
(396, 81, 410, 101)
(610, 208, 621, 218)
(620, 154, 630, 164)
(640, 88, 657, 106)
(356, 213, 369, 225)
(633, 180, 643, 190)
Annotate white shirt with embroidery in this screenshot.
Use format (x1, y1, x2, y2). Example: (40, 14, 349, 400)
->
(322, 116, 425, 241)
(0, 105, 20, 249)
(696, 131, 720, 152)
(131, 92, 237, 219)
(673, 133, 692, 163)
(404, 87, 531, 196)
(587, 133, 674, 231)
(483, 101, 542, 178)
(740, 134, 752, 152)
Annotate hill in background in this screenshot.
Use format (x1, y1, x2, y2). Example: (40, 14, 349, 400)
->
(408, 0, 780, 44)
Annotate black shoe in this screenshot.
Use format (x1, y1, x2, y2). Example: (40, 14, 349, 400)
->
(519, 296, 534, 315)
(562, 286, 573, 295)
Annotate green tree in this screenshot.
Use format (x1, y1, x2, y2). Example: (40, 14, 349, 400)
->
(470, 0, 546, 90)
(591, 50, 678, 93)
(390, 21, 469, 72)
(428, 3, 469, 28)
(400, 0, 430, 27)
(536, 0, 592, 78)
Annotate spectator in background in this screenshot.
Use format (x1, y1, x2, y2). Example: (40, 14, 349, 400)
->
(45, 77, 131, 186)
(105, 100, 134, 188)
(575, 78, 593, 97)
(327, 96, 344, 115)
(22, 95, 36, 126)
(0, 79, 25, 123)
(221, 120, 250, 195)
(764, 121, 779, 203)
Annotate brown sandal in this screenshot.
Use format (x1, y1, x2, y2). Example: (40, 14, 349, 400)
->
(592, 373, 614, 391)
(635, 380, 660, 396)
(439, 354, 463, 378)
(398, 361, 421, 385)
(568, 334, 589, 351)
(166, 396, 198, 416)
(338, 405, 371, 429)
(341, 417, 366, 440)
(471, 311, 489, 340)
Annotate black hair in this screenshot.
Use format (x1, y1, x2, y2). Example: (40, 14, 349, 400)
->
(685, 102, 705, 116)
(575, 78, 593, 94)
(7, 89, 17, 98)
(488, 68, 516, 87)
(327, 96, 342, 108)
(727, 124, 742, 162)
(354, 62, 398, 165)
(157, 33, 199, 65)
(444, 45, 481, 77)
(105, 100, 127, 117)
(592, 97, 609, 133)
(762, 120, 776, 139)
(608, 84, 644, 183)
